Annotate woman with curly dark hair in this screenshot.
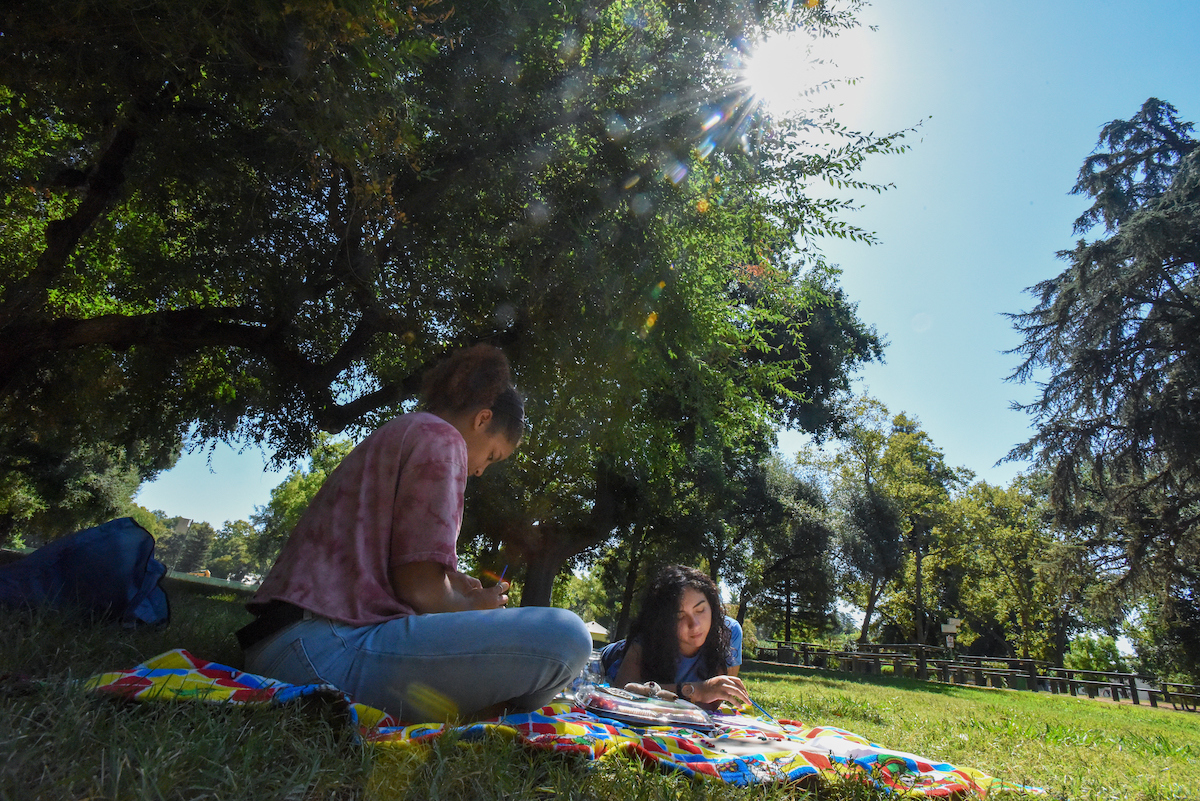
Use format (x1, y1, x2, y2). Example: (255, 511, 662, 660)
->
(600, 564, 749, 709)
(238, 344, 591, 722)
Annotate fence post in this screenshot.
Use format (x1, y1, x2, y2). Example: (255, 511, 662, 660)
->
(1026, 661, 1039, 692)
(1128, 674, 1140, 705)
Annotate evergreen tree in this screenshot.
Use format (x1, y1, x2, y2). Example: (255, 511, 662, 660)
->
(1008, 98, 1200, 676)
(176, 521, 216, 573)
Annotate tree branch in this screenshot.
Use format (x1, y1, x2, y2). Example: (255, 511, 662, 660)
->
(0, 126, 139, 327)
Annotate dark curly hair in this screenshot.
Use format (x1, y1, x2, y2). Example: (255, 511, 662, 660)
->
(420, 344, 525, 445)
(629, 564, 730, 685)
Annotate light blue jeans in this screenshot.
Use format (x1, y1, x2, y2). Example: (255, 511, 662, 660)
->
(244, 606, 591, 721)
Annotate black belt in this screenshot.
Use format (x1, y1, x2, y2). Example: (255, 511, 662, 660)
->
(236, 599, 308, 651)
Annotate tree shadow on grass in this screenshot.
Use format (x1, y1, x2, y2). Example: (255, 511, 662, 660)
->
(0, 588, 251, 680)
(743, 661, 1012, 698)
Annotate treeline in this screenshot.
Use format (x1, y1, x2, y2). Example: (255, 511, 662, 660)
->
(544, 396, 1176, 681)
(124, 510, 270, 584)
(112, 436, 359, 581)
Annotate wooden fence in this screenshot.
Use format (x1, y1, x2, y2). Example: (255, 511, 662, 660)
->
(751, 640, 1200, 711)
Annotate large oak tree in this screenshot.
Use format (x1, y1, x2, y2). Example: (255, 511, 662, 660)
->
(2, 0, 902, 592)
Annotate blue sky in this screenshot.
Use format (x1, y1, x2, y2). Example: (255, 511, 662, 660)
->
(136, 0, 1200, 527)
(776, 0, 1200, 479)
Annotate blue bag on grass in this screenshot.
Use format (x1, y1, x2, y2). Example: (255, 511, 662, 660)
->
(0, 517, 169, 627)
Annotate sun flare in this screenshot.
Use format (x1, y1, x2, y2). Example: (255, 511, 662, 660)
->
(744, 28, 872, 117)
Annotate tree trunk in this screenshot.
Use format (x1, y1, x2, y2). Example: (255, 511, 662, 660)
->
(1018, 607, 1032, 659)
(519, 525, 579, 607)
(513, 458, 627, 607)
(613, 524, 646, 640)
(912, 530, 926, 644)
(859, 575, 881, 643)
(1050, 612, 1071, 667)
(784, 576, 793, 643)
(705, 522, 731, 586)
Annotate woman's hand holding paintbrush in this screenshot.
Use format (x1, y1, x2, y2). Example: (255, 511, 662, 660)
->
(444, 567, 508, 609)
(472, 565, 510, 608)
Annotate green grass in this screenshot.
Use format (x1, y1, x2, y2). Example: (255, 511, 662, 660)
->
(2, 587, 1198, 800)
(743, 664, 1200, 800)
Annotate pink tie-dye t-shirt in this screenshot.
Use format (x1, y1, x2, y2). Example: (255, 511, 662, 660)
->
(249, 412, 466, 625)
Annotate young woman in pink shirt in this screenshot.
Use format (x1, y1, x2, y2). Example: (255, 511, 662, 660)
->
(239, 345, 591, 721)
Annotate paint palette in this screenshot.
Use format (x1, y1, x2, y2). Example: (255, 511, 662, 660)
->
(580, 685, 716, 731)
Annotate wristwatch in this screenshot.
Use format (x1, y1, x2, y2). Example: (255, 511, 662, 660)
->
(679, 682, 696, 701)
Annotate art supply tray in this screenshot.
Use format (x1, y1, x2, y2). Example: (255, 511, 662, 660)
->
(579, 685, 716, 731)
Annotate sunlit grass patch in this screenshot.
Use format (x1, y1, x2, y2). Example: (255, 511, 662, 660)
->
(741, 665, 1200, 800)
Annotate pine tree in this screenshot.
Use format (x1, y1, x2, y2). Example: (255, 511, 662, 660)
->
(1009, 98, 1200, 677)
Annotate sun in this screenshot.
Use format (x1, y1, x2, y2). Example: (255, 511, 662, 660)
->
(744, 27, 873, 117)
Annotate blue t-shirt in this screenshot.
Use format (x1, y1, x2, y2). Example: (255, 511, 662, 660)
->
(601, 615, 743, 684)
(727, 616, 743, 667)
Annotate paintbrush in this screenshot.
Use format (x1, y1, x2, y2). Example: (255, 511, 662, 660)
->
(749, 697, 776, 721)
(481, 565, 509, 586)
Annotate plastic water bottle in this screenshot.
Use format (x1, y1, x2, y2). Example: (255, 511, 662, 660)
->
(569, 649, 606, 703)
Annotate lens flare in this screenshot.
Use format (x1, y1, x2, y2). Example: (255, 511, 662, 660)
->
(405, 682, 459, 721)
(663, 160, 688, 184)
(481, 569, 507, 584)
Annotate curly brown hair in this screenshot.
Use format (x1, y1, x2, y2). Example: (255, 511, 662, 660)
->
(630, 564, 730, 685)
(420, 344, 525, 444)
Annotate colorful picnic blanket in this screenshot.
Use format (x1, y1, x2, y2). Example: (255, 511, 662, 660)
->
(85, 650, 1040, 797)
(84, 648, 397, 731)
